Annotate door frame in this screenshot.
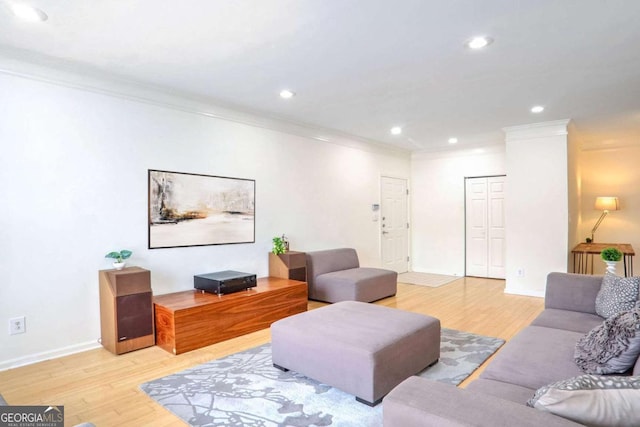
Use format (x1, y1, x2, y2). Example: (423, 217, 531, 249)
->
(464, 174, 506, 277)
(380, 175, 411, 272)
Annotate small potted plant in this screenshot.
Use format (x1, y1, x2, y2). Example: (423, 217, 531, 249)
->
(601, 247, 622, 274)
(105, 250, 132, 270)
(272, 236, 286, 255)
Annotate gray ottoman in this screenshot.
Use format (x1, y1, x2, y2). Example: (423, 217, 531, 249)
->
(271, 301, 440, 406)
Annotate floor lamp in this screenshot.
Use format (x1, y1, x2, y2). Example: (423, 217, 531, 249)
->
(591, 196, 619, 242)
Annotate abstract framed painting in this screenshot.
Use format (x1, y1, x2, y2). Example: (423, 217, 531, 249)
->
(148, 169, 255, 249)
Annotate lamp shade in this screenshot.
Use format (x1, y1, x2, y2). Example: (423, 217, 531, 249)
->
(594, 196, 619, 211)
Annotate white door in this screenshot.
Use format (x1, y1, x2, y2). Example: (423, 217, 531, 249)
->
(487, 177, 506, 278)
(465, 176, 506, 279)
(381, 176, 409, 273)
(466, 178, 488, 277)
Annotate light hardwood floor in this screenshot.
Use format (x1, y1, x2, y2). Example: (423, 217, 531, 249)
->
(0, 277, 543, 426)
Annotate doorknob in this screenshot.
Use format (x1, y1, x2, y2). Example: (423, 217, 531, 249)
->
(382, 231, 389, 235)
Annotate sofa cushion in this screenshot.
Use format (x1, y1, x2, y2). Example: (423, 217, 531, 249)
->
(575, 303, 640, 374)
(531, 309, 604, 333)
(465, 378, 535, 405)
(313, 267, 397, 302)
(305, 248, 360, 286)
(480, 326, 585, 390)
(545, 272, 602, 314)
(527, 374, 640, 427)
(595, 273, 639, 318)
(383, 376, 583, 427)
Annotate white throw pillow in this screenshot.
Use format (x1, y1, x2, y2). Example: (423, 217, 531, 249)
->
(528, 374, 640, 427)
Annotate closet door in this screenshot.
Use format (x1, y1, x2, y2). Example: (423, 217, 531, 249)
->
(487, 177, 506, 278)
(465, 176, 506, 279)
(466, 178, 489, 277)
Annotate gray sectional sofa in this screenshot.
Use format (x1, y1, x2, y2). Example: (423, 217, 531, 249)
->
(384, 272, 640, 426)
(305, 248, 397, 303)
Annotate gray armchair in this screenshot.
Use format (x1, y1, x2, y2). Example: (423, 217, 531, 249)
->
(305, 248, 397, 303)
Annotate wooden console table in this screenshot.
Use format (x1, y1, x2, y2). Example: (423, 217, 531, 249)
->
(571, 243, 635, 277)
(153, 277, 308, 355)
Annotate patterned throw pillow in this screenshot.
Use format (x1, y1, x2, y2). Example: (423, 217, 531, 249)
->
(575, 303, 640, 374)
(527, 374, 640, 427)
(595, 272, 639, 318)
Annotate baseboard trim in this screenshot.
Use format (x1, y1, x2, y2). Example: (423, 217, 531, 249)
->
(0, 340, 102, 372)
(504, 287, 545, 298)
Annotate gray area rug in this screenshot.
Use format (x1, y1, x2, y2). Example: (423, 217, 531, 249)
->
(398, 272, 460, 287)
(141, 328, 504, 426)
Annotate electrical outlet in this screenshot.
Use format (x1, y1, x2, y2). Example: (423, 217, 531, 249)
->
(516, 268, 525, 278)
(9, 316, 26, 335)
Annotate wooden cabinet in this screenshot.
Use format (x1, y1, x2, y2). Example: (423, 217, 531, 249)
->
(99, 267, 155, 355)
(269, 251, 306, 281)
(153, 277, 308, 355)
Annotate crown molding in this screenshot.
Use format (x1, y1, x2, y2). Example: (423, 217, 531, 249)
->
(580, 139, 640, 152)
(0, 48, 410, 159)
(503, 119, 571, 142)
(411, 143, 505, 161)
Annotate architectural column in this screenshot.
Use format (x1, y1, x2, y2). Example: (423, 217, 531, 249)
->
(504, 120, 572, 297)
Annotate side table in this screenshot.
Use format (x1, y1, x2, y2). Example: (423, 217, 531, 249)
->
(571, 243, 635, 277)
(269, 251, 307, 281)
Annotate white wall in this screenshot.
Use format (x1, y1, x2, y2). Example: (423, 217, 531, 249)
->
(410, 147, 505, 276)
(580, 145, 640, 275)
(0, 72, 410, 369)
(504, 120, 570, 297)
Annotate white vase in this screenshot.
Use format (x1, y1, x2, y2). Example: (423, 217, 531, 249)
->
(113, 262, 126, 270)
(604, 260, 618, 274)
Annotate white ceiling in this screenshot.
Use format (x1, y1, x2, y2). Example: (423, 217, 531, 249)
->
(1, 0, 639, 152)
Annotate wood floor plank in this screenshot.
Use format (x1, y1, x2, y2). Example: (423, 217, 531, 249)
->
(0, 277, 543, 426)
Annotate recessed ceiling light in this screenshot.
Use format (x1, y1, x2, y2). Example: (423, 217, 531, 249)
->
(390, 126, 402, 135)
(448, 137, 458, 144)
(11, 3, 48, 22)
(279, 90, 295, 99)
(531, 105, 545, 113)
(466, 36, 493, 50)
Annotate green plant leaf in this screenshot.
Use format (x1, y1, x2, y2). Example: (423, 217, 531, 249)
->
(105, 251, 120, 259)
(120, 250, 132, 259)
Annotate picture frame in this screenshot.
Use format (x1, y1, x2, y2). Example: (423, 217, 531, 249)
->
(148, 169, 255, 249)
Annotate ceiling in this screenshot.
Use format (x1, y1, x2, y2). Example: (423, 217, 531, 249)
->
(1, 0, 639, 152)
